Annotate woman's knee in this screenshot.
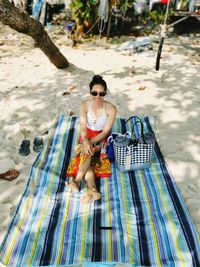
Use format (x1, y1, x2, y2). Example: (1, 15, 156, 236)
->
(85, 168, 95, 181)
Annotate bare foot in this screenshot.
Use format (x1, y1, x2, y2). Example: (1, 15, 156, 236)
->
(80, 194, 93, 204)
(66, 181, 80, 192)
(89, 188, 102, 201)
(80, 188, 101, 204)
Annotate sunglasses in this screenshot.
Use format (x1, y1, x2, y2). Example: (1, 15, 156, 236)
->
(91, 91, 106, 97)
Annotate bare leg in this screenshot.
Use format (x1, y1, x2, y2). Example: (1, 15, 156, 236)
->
(75, 157, 91, 182)
(67, 157, 91, 192)
(81, 167, 101, 204)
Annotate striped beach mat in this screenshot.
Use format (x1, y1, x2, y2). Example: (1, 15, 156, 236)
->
(0, 115, 199, 267)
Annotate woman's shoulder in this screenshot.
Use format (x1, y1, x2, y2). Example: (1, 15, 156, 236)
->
(80, 99, 91, 111)
(104, 100, 117, 113)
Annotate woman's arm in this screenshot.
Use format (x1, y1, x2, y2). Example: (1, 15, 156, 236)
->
(90, 103, 117, 145)
(79, 101, 94, 155)
(79, 102, 87, 141)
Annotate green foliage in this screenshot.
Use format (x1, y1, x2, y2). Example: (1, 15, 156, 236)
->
(118, 0, 134, 10)
(149, 10, 165, 24)
(69, 0, 166, 35)
(135, 8, 166, 34)
(69, 0, 98, 32)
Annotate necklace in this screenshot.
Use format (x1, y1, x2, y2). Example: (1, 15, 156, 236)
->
(90, 101, 104, 125)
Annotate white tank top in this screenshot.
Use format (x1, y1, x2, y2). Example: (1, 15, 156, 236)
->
(86, 102, 107, 131)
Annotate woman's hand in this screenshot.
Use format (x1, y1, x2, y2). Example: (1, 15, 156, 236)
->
(83, 139, 94, 156)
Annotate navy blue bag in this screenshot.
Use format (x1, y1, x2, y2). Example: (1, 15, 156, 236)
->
(107, 135, 115, 162)
(107, 133, 131, 162)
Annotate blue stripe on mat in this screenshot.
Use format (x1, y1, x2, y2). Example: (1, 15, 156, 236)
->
(0, 115, 199, 267)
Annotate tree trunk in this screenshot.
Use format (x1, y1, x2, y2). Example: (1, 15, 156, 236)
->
(12, 0, 27, 11)
(0, 0, 69, 69)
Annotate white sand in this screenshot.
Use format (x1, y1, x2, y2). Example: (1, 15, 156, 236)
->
(0, 25, 200, 247)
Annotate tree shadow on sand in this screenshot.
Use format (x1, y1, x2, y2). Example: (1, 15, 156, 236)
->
(0, 38, 200, 238)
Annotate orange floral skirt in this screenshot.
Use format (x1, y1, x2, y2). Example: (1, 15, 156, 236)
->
(66, 128, 111, 178)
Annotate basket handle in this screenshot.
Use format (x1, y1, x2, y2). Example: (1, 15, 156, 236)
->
(108, 132, 131, 143)
(126, 116, 145, 143)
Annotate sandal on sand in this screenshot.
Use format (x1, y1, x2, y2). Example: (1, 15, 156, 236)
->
(19, 140, 30, 156)
(0, 169, 19, 181)
(33, 137, 43, 153)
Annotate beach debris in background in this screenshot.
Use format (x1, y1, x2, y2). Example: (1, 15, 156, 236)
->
(118, 36, 153, 53)
(42, 130, 49, 135)
(130, 67, 136, 75)
(62, 91, 70, 95)
(0, 169, 19, 181)
(62, 85, 76, 96)
(138, 85, 147, 90)
(68, 85, 76, 91)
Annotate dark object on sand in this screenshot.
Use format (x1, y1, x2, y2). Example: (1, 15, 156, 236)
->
(19, 140, 31, 156)
(0, 168, 19, 181)
(33, 137, 43, 153)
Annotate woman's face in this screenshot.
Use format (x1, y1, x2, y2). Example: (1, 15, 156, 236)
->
(91, 84, 106, 102)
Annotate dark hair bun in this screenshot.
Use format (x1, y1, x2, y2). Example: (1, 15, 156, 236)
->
(90, 74, 107, 92)
(92, 75, 103, 82)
